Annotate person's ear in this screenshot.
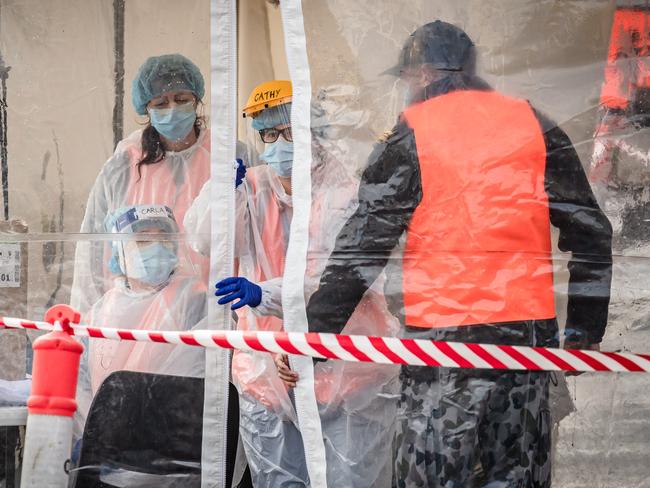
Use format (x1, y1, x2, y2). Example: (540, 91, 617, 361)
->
(421, 64, 439, 85)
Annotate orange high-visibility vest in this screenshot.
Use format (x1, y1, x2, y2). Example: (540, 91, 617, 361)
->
(402, 90, 556, 329)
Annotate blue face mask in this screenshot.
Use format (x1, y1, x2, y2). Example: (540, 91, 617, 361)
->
(121, 242, 178, 286)
(261, 138, 294, 177)
(148, 102, 197, 141)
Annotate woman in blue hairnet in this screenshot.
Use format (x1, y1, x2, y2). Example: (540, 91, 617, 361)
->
(71, 54, 211, 315)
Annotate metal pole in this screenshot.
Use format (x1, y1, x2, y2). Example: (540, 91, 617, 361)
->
(0, 51, 10, 221)
(112, 0, 125, 149)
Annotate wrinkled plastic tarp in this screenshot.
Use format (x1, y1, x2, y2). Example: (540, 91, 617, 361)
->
(3, 1, 650, 487)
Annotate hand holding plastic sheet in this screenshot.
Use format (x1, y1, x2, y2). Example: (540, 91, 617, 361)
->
(275, 353, 299, 388)
(215, 277, 262, 310)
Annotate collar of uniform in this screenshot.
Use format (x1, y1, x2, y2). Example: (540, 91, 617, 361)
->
(416, 73, 492, 103)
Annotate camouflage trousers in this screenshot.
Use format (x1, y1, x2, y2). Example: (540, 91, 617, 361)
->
(393, 367, 551, 488)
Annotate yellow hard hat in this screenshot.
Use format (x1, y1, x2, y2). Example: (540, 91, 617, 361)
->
(242, 80, 292, 118)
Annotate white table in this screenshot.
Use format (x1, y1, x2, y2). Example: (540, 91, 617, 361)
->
(0, 406, 27, 427)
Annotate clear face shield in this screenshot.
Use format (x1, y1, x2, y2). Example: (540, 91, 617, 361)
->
(244, 101, 294, 179)
(115, 225, 179, 289)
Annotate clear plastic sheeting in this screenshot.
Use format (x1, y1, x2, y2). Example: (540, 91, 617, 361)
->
(199, 73, 402, 485)
(269, 1, 648, 487)
(72, 371, 206, 488)
(0, 1, 228, 487)
(70, 122, 211, 314)
(3, 1, 650, 487)
(189, 82, 311, 484)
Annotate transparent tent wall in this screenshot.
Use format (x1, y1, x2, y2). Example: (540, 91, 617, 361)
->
(0, 1, 213, 485)
(0, 0, 210, 319)
(292, 1, 650, 487)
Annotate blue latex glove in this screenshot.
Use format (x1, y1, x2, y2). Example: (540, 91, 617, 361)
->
(235, 158, 246, 188)
(215, 277, 262, 310)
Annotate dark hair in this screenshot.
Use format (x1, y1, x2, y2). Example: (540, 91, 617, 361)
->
(136, 101, 207, 180)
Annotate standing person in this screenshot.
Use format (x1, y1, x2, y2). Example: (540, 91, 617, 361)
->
(304, 21, 613, 488)
(71, 54, 210, 315)
(189, 80, 306, 487)
(185, 80, 400, 487)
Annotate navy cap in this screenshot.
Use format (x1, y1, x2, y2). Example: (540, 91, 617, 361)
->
(383, 21, 474, 76)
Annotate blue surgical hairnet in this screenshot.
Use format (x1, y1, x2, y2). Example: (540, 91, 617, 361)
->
(132, 54, 205, 115)
(251, 103, 292, 130)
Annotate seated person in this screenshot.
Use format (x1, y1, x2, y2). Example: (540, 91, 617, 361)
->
(77, 204, 206, 399)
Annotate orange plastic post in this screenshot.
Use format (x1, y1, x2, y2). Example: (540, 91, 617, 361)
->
(27, 305, 84, 417)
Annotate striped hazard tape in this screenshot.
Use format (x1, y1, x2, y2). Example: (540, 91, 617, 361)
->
(1, 313, 648, 373)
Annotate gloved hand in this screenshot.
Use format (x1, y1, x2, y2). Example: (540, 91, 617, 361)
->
(215, 277, 262, 310)
(235, 158, 246, 188)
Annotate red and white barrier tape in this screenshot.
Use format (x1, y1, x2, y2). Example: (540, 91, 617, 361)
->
(2, 315, 649, 373)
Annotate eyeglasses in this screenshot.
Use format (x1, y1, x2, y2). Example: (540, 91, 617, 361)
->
(258, 126, 293, 143)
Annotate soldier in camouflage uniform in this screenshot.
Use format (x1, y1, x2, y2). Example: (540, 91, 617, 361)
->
(306, 21, 612, 487)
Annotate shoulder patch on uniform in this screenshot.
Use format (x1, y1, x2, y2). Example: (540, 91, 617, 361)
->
(378, 129, 395, 143)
